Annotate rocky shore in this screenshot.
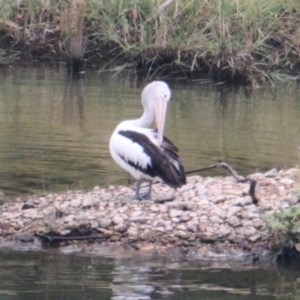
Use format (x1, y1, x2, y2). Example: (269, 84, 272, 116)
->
(0, 168, 299, 261)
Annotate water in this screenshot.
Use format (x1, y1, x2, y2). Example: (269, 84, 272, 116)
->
(0, 63, 300, 196)
(0, 249, 298, 300)
(1, 64, 300, 298)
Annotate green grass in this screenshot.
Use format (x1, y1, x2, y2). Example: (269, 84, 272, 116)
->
(0, 0, 300, 83)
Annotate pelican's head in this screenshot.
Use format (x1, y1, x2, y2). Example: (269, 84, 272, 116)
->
(141, 81, 171, 146)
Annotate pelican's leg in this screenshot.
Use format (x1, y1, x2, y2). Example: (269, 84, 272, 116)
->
(130, 180, 142, 200)
(139, 181, 152, 200)
(130, 180, 152, 200)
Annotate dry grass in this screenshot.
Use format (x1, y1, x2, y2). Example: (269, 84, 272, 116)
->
(0, 0, 300, 82)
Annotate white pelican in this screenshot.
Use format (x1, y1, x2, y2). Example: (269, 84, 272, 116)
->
(109, 81, 186, 200)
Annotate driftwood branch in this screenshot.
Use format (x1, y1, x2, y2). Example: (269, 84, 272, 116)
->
(35, 233, 104, 245)
(185, 161, 246, 182)
(185, 161, 259, 205)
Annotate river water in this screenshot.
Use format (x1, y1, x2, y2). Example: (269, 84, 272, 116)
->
(0, 63, 300, 195)
(0, 249, 299, 300)
(1, 63, 300, 298)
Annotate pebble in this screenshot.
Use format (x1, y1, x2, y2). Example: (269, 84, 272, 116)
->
(186, 220, 198, 232)
(99, 218, 111, 228)
(112, 215, 124, 225)
(131, 211, 143, 218)
(114, 223, 127, 233)
(226, 206, 242, 218)
(70, 198, 82, 207)
(127, 226, 139, 236)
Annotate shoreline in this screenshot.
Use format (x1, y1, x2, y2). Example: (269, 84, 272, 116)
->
(0, 168, 299, 261)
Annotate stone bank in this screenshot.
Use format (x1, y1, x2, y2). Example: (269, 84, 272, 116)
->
(0, 168, 299, 259)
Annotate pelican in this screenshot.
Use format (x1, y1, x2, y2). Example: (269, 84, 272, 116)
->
(109, 81, 186, 200)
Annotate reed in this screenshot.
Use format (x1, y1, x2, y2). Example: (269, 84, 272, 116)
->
(0, 0, 300, 83)
(60, 0, 87, 72)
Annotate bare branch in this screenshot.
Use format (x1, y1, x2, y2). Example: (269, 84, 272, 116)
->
(185, 161, 246, 182)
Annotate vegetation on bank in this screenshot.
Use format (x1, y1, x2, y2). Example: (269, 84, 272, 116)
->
(0, 0, 300, 84)
(266, 201, 300, 259)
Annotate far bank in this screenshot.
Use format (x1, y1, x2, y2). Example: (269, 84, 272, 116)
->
(0, 0, 300, 84)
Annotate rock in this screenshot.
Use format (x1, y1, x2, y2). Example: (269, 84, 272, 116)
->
(165, 225, 173, 231)
(175, 230, 189, 239)
(242, 220, 254, 227)
(210, 207, 226, 220)
(111, 235, 120, 242)
(224, 189, 242, 196)
(180, 213, 190, 222)
(248, 234, 260, 243)
(177, 224, 187, 231)
(112, 214, 124, 225)
(15, 233, 34, 242)
(131, 210, 143, 218)
(252, 218, 265, 229)
(228, 216, 241, 227)
(276, 186, 287, 197)
(70, 198, 82, 207)
(64, 215, 75, 223)
(150, 205, 159, 212)
(242, 227, 257, 237)
(210, 215, 223, 224)
(140, 229, 150, 240)
(218, 225, 231, 236)
(60, 201, 70, 210)
(114, 223, 127, 233)
(226, 207, 242, 219)
(156, 227, 165, 232)
(127, 226, 139, 236)
(118, 206, 128, 214)
(295, 243, 300, 252)
(279, 178, 295, 187)
(159, 205, 169, 213)
(233, 197, 252, 207)
(264, 168, 278, 177)
(279, 202, 290, 209)
(283, 196, 298, 206)
(99, 218, 111, 228)
(90, 221, 99, 229)
(242, 212, 260, 220)
(130, 216, 149, 224)
(82, 195, 95, 208)
(197, 188, 207, 196)
(186, 220, 198, 232)
(0, 222, 10, 230)
(213, 195, 226, 204)
(171, 217, 180, 223)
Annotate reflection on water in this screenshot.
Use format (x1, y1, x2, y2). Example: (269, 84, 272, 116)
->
(0, 250, 299, 300)
(0, 63, 300, 195)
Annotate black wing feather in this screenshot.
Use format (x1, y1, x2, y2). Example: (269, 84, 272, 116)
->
(118, 130, 186, 188)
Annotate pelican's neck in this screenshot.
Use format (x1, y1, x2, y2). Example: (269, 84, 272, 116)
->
(122, 107, 154, 128)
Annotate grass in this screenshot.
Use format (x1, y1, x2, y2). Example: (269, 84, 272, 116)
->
(0, 0, 300, 83)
